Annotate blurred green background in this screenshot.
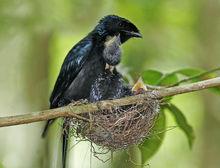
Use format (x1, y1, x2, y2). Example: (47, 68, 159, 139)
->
(0, 0, 220, 168)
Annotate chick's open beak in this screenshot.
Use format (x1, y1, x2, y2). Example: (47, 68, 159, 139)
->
(132, 77, 147, 94)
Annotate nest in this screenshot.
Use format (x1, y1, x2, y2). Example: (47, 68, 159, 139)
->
(69, 95, 160, 150)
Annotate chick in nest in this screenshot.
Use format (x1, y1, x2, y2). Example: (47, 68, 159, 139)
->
(86, 73, 160, 149)
(132, 77, 148, 94)
(89, 69, 132, 102)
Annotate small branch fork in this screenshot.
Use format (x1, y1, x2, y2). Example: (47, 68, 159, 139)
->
(0, 77, 220, 128)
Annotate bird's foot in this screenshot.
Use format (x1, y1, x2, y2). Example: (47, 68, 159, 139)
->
(70, 99, 89, 106)
(105, 63, 115, 74)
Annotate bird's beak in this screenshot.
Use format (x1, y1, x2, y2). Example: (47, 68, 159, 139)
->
(132, 77, 147, 94)
(121, 30, 142, 38)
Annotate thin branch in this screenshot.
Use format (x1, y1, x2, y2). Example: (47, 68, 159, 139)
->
(169, 67, 220, 87)
(155, 77, 220, 97)
(0, 77, 220, 128)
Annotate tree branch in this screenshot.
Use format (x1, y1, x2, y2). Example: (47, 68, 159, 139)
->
(169, 67, 220, 87)
(155, 77, 220, 97)
(0, 77, 219, 127)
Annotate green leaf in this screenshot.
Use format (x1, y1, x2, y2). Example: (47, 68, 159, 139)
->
(162, 96, 173, 103)
(141, 69, 163, 85)
(175, 68, 203, 77)
(167, 104, 195, 148)
(209, 87, 220, 95)
(139, 110, 166, 165)
(175, 68, 220, 95)
(175, 67, 220, 81)
(158, 73, 178, 86)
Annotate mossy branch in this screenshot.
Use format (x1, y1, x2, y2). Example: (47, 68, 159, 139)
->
(0, 77, 219, 127)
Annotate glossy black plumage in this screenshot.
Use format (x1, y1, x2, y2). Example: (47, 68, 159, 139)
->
(89, 70, 132, 102)
(50, 39, 93, 108)
(42, 15, 141, 168)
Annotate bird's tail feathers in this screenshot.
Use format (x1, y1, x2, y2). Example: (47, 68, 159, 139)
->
(42, 119, 55, 138)
(62, 120, 70, 168)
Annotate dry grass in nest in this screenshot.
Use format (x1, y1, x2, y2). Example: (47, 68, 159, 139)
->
(68, 95, 160, 151)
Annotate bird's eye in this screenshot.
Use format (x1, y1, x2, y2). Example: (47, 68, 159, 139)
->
(119, 22, 123, 27)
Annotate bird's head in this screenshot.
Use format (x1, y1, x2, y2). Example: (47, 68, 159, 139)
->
(95, 15, 142, 43)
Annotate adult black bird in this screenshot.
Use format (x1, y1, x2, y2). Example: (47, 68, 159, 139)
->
(42, 15, 142, 168)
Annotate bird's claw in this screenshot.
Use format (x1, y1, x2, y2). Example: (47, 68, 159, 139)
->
(71, 99, 89, 106)
(105, 64, 115, 74)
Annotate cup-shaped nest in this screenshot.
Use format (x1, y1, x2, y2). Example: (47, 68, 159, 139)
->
(70, 95, 160, 150)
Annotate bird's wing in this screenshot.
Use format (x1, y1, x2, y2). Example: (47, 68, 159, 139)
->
(50, 38, 93, 108)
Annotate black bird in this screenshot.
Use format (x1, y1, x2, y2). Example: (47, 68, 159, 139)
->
(89, 69, 132, 102)
(42, 15, 142, 168)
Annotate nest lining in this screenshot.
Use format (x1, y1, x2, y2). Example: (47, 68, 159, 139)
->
(68, 95, 160, 150)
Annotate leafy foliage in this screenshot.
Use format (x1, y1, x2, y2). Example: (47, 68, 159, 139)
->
(142, 70, 163, 85)
(210, 87, 220, 94)
(175, 68, 203, 77)
(166, 104, 195, 148)
(158, 73, 179, 86)
(172, 68, 220, 94)
(134, 67, 220, 164)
